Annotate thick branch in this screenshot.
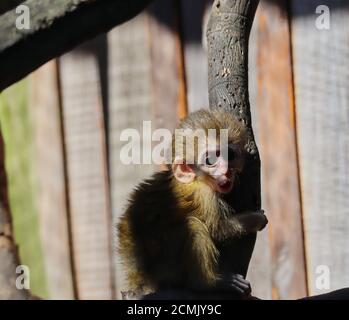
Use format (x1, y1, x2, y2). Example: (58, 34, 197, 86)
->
(0, 0, 153, 92)
(207, 0, 259, 151)
(207, 0, 260, 277)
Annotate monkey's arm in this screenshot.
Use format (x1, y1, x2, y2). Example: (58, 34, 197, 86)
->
(238, 210, 268, 232)
(209, 211, 267, 298)
(223, 210, 268, 236)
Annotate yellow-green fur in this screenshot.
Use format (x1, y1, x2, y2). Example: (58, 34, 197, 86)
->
(117, 108, 247, 296)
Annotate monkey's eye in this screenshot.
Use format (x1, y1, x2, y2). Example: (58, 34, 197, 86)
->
(228, 147, 236, 162)
(204, 150, 220, 166)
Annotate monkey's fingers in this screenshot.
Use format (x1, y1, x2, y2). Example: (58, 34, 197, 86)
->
(229, 283, 245, 295)
(232, 278, 251, 293)
(230, 274, 252, 297)
(231, 277, 251, 289)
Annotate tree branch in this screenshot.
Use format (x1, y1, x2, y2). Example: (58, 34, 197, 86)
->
(0, 0, 153, 92)
(207, 0, 260, 277)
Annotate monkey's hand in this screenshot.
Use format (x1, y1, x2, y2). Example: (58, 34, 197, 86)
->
(216, 274, 252, 299)
(234, 210, 268, 233)
(252, 210, 268, 231)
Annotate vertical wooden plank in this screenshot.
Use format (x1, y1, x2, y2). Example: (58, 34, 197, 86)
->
(246, 10, 272, 299)
(251, 1, 307, 299)
(148, 0, 187, 127)
(292, 0, 349, 295)
(0, 128, 29, 300)
(108, 13, 155, 299)
(109, 0, 185, 298)
(180, 0, 211, 112)
(29, 61, 75, 299)
(0, 81, 48, 298)
(250, 1, 308, 299)
(59, 39, 114, 300)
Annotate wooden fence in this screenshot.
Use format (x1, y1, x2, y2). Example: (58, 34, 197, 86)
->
(0, 0, 348, 299)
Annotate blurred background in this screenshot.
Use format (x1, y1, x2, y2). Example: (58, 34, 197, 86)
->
(0, 0, 348, 299)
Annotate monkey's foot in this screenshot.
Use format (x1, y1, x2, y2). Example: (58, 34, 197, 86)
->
(217, 274, 252, 299)
(229, 274, 252, 299)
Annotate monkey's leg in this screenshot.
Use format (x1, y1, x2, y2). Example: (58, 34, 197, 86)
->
(187, 217, 253, 299)
(186, 216, 221, 287)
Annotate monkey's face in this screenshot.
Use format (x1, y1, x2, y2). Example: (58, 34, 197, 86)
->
(198, 145, 239, 194)
(171, 108, 246, 194)
(172, 142, 243, 195)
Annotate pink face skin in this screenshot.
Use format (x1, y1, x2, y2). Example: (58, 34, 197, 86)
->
(172, 147, 238, 195)
(198, 150, 235, 194)
(210, 166, 235, 194)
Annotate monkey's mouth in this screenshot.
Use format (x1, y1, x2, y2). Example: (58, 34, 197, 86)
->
(216, 180, 233, 194)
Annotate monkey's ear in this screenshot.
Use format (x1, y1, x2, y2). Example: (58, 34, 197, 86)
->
(172, 158, 196, 184)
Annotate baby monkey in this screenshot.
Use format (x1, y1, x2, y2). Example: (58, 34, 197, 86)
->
(117, 108, 267, 299)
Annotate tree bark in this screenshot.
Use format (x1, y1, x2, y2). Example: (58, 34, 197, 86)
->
(207, 0, 260, 278)
(0, 0, 153, 92)
(0, 131, 30, 299)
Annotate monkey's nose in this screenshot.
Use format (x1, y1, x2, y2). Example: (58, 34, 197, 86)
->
(224, 168, 234, 179)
